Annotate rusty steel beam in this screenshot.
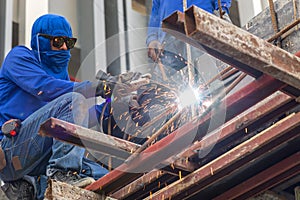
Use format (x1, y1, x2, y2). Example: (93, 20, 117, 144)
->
(162, 7, 300, 90)
(173, 91, 292, 165)
(162, 11, 186, 35)
(85, 73, 285, 194)
(39, 118, 196, 173)
(39, 117, 140, 160)
(117, 92, 294, 199)
(162, 10, 300, 98)
(182, 6, 300, 90)
(145, 112, 300, 200)
(213, 152, 300, 200)
(114, 92, 293, 199)
(111, 169, 165, 199)
(162, 11, 263, 78)
(217, 74, 284, 122)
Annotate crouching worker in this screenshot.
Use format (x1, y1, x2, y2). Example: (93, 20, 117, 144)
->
(0, 14, 140, 200)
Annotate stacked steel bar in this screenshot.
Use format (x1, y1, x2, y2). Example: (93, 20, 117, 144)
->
(39, 1, 300, 199)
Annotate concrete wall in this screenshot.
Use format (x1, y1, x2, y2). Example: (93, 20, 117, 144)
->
(237, 0, 269, 26)
(0, 0, 12, 64)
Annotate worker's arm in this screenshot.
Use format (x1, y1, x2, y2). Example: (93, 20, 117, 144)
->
(2, 46, 111, 101)
(146, 0, 164, 61)
(146, 0, 161, 46)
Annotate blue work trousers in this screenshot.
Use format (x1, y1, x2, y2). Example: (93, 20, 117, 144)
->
(0, 92, 108, 197)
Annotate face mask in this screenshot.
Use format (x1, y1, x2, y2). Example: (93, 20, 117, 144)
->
(39, 50, 71, 80)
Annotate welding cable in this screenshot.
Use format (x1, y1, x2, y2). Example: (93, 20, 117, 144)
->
(99, 99, 111, 133)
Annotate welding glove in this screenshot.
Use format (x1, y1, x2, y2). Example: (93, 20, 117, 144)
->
(93, 80, 114, 99)
(213, 9, 232, 23)
(96, 70, 142, 83)
(148, 40, 163, 62)
(95, 70, 142, 98)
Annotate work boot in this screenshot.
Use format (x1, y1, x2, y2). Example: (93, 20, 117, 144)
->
(50, 171, 95, 188)
(1, 179, 35, 200)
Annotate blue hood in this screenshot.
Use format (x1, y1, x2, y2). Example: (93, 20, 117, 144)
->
(30, 14, 73, 80)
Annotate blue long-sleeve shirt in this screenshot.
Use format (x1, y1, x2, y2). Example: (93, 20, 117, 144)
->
(0, 46, 98, 139)
(0, 14, 108, 140)
(146, 0, 231, 46)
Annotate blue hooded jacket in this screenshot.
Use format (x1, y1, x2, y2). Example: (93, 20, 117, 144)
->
(0, 14, 96, 139)
(146, 0, 232, 46)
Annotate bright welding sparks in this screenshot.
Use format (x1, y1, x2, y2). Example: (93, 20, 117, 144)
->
(177, 85, 200, 109)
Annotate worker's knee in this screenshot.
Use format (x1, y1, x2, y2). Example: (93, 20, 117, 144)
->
(70, 92, 87, 105)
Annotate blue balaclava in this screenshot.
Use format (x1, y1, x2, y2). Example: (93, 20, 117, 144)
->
(31, 14, 73, 80)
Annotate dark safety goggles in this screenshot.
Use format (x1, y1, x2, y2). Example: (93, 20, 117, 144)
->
(39, 33, 77, 49)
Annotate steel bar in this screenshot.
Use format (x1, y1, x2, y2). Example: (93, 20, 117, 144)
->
(183, 6, 300, 89)
(161, 11, 185, 35)
(40, 117, 197, 173)
(128, 70, 246, 164)
(111, 169, 165, 199)
(213, 151, 300, 200)
(146, 112, 300, 199)
(115, 89, 292, 199)
(39, 117, 140, 160)
(267, 18, 300, 42)
(245, 0, 300, 53)
(162, 11, 263, 78)
(173, 91, 292, 162)
(85, 72, 284, 193)
(237, 162, 300, 199)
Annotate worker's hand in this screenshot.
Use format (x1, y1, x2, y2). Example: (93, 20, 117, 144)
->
(148, 40, 163, 62)
(213, 9, 232, 23)
(118, 71, 142, 83)
(94, 80, 114, 99)
(96, 70, 142, 84)
(95, 70, 142, 98)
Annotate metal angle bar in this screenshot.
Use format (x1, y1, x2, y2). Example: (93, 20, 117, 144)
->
(111, 169, 165, 199)
(213, 151, 300, 200)
(85, 72, 284, 193)
(145, 112, 300, 200)
(162, 11, 300, 97)
(162, 11, 186, 35)
(39, 117, 197, 173)
(218, 74, 284, 122)
(162, 11, 263, 78)
(238, 165, 300, 200)
(183, 6, 300, 89)
(174, 91, 292, 161)
(39, 117, 140, 160)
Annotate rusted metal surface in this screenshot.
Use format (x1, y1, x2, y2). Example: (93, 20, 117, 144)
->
(162, 11, 186, 35)
(108, 92, 294, 199)
(162, 11, 264, 78)
(213, 151, 300, 200)
(182, 6, 300, 90)
(44, 3, 300, 199)
(162, 10, 300, 99)
(245, 0, 300, 53)
(146, 112, 300, 200)
(174, 91, 292, 161)
(85, 72, 285, 194)
(111, 169, 165, 199)
(39, 117, 140, 160)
